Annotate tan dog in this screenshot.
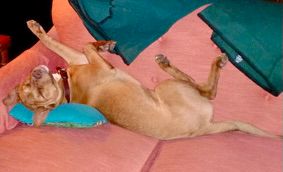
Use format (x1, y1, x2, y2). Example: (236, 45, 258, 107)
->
(3, 20, 278, 140)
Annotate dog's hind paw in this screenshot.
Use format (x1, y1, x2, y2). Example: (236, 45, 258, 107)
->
(155, 54, 170, 67)
(216, 54, 228, 68)
(92, 41, 116, 52)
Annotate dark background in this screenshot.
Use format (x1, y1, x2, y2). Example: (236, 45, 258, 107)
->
(0, 0, 53, 60)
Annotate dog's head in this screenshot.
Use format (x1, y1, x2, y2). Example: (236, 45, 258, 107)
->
(3, 65, 65, 127)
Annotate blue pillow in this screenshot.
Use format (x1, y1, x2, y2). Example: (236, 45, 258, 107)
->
(9, 103, 108, 128)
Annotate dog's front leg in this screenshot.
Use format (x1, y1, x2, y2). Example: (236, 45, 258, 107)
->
(82, 42, 115, 70)
(33, 108, 50, 127)
(27, 20, 89, 65)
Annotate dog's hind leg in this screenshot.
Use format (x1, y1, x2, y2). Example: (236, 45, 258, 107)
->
(155, 54, 227, 99)
(155, 54, 198, 87)
(27, 20, 88, 65)
(199, 121, 278, 138)
(196, 55, 228, 99)
(163, 120, 278, 140)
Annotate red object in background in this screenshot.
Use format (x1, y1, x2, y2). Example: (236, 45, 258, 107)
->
(0, 35, 11, 67)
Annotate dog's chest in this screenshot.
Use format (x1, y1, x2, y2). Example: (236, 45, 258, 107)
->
(68, 67, 144, 106)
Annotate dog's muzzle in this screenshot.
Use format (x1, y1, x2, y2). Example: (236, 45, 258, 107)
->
(32, 65, 49, 79)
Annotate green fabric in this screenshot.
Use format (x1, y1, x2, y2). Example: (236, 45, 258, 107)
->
(68, 0, 217, 64)
(68, 0, 282, 95)
(198, 0, 283, 96)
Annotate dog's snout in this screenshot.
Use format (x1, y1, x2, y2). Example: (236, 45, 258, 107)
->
(32, 65, 49, 79)
(32, 69, 43, 79)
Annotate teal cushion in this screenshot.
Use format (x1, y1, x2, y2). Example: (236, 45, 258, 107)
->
(9, 103, 108, 128)
(198, 0, 283, 96)
(68, 0, 217, 64)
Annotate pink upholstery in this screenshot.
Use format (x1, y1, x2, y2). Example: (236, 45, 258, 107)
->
(0, 125, 158, 172)
(149, 133, 282, 172)
(0, 0, 282, 171)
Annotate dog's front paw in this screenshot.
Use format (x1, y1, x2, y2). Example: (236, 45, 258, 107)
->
(216, 54, 228, 68)
(92, 40, 116, 52)
(155, 54, 170, 67)
(26, 20, 47, 38)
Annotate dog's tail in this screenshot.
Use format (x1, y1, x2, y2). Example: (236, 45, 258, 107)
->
(201, 120, 281, 139)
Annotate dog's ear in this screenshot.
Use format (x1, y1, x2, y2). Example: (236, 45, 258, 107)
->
(33, 107, 50, 127)
(2, 87, 20, 106)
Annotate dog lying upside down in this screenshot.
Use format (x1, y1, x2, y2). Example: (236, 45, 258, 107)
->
(2, 20, 279, 140)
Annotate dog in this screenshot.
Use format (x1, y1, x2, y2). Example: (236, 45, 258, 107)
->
(2, 20, 279, 140)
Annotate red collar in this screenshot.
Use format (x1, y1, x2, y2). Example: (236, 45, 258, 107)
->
(56, 67, 70, 103)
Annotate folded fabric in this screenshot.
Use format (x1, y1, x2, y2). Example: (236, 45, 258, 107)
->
(9, 103, 108, 128)
(198, 0, 283, 96)
(68, 0, 217, 64)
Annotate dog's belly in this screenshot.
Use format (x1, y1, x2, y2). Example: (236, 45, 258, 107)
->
(153, 80, 214, 138)
(75, 80, 171, 134)
(70, 67, 213, 139)
(69, 69, 166, 132)
(77, 80, 212, 139)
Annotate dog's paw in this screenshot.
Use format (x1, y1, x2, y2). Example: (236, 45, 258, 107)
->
(26, 20, 47, 38)
(155, 54, 170, 67)
(92, 41, 116, 52)
(216, 54, 228, 68)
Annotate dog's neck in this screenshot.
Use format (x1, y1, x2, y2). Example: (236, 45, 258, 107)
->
(55, 67, 71, 103)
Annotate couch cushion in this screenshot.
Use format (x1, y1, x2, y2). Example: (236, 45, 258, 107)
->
(198, 0, 283, 96)
(0, 124, 158, 172)
(9, 103, 108, 128)
(149, 133, 282, 172)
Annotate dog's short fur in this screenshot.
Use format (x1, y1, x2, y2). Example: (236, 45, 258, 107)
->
(3, 20, 279, 140)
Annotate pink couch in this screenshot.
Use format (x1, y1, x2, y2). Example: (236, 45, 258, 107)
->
(0, 0, 282, 171)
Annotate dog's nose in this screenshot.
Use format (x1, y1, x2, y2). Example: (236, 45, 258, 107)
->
(32, 68, 43, 79)
(32, 65, 49, 79)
